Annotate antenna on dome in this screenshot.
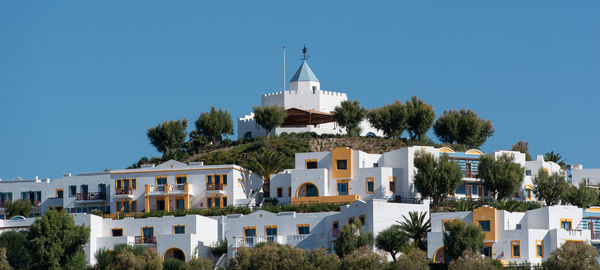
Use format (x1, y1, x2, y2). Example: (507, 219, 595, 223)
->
(282, 45, 286, 90)
(301, 44, 309, 61)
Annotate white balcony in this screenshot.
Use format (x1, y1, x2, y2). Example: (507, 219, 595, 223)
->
(145, 183, 190, 197)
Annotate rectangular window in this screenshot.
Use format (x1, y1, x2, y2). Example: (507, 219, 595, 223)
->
(348, 217, 355, 224)
(466, 185, 472, 197)
(116, 202, 122, 212)
(142, 227, 154, 237)
(306, 160, 318, 169)
(214, 197, 221, 208)
(215, 175, 221, 185)
(222, 197, 228, 207)
(207, 175, 213, 184)
(536, 240, 543, 258)
(131, 179, 137, 189)
(337, 180, 349, 196)
(222, 174, 227, 185)
(526, 188, 532, 200)
(479, 220, 491, 232)
(156, 176, 167, 185)
(56, 189, 63, 199)
(207, 198, 213, 208)
(526, 170, 532, 176)
(561, 219, 572, 230)
(443, 219, 455, 232)
(244, 226, 256, 244)
(131, 201, 137, 212)
(389, 177, 396, 193)
(116, 179, 122, 189)
(511, 240, 520, 258)
(366, 177, 374, 193)
(176, 175, 187, 184)
(265, 225, 278, 243)
(288, 187, 291, 197)
(482, 245, 492, 258)
(478, 186, 484, 197)
(333, 221, 339, 230)
(277, 188, 283, 198)
(69, 186, 76, 197)
(173, 225, 185, 234)
(123, 201, 130, 213)
(176, 199, 185, 210)
(336, 160, 347, 170)
(359, 215, 366, 225)
(516, 224, 522, 230)
(297, 224, 310, 235)
(112, 228, 123, 237)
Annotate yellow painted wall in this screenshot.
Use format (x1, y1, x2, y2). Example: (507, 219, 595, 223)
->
(331, 147, 353, 178)
(291, 194, 359, 205)
(473, 206, 497, 242)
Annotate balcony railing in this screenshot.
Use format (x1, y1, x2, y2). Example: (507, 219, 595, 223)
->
(0, 201, 6, 208)
(592, 232, 600, 240)
(464, 170, 478, 178)
(207, 183, 224, 191)
(235, 235, 283, 247)
(76, 192, 106, 201)
(116, 188, 133, 195)
(390, 196, 422, 204)
(135, 235, 156, 244)
(170, 184, 185, 192)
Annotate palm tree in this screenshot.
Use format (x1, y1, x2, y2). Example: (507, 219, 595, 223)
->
(397, 211, 431, 251)
(544, 151, 567, 168)
(244, 151, 287, 198)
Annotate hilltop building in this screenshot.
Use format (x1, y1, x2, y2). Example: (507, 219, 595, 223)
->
(237, 56, 382, 139)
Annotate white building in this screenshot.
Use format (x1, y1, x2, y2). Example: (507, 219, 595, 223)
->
(427, 205, 590, 265)
(0, 198, 429, 266)
(571, 164, 600, 188)
(0, 160, 263, 217)
(237, 59, 381, 139)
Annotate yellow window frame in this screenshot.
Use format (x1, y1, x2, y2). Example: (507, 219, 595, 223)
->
(142, 226, 154, 237)
(305, 159, 318, 169)
(56, 188, 63, 197)
(265, 225, 278, 236)
(366, 177, 374, 193)
(511, 240, 521, 258)
(561, 218, 573, 230)
(243, 226, 257, 237)
(297, 224, 310, 235)
(465, 185, 472, 197)
(155, 175, 168, 185)
(536, 240, 543, 258)
(111, 227, 124, 237)
(336, 179, 350, 196)
(173, 225, 186, 234)
(389, 176, 396, 193)
(442, 219, 456, 232)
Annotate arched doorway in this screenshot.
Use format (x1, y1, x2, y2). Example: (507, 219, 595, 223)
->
(244, 131, 253, 139)
(365, 132, 376, 137)
(297, 183, 319, 197)
(163, 247, 186, 261)
(433, 247, 445, 263)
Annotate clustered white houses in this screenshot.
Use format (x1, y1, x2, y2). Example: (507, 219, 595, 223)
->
(0, 144, 592, 267)
(428, 205, 591, 265)
(237, 59, 382, 139)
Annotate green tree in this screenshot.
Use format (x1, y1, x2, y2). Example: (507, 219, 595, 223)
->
(565, 182, 597, 209)
(443, 220, 485, 261)
(433, 109, 494, 148)
(333, 100, 367, 137)
(405, 96, 435, 141)
(334, 221, 374, 258)
(413, 152, 463, 209)
(375, 225, 409, 261)
(397, 211, 431, 251)
(543, 241, 600, 270)
(0, 248, 12, 270)
(147, 119, 188, 157)
(532, 168, 569, 206)
(544, 151, 567, 168)
(95, 244, 162, 270)
(448, 250, 496, 270)
(243, 151, 287, 198)
(253, 105, 287, 138)
(367, 101, 407, 139)
(389, 248, 430, 270)
(478, 153, 525, 200)
(27, 209, 90, 270)
(188, 257, 213, 270)
(163, 258, 187, 270)
(228, 243, 308, 270)
(0, 230, 30, 269)
(306, 248, 341, 270)
(195, 106, 234, 144)
(341, 246, 386, 270)
(209, 239, 228, 258)
(5, 200, 31, 218)
(511, 140, 532, 161)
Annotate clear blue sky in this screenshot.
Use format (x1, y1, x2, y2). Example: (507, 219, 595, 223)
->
(1, 1, 598, 180)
